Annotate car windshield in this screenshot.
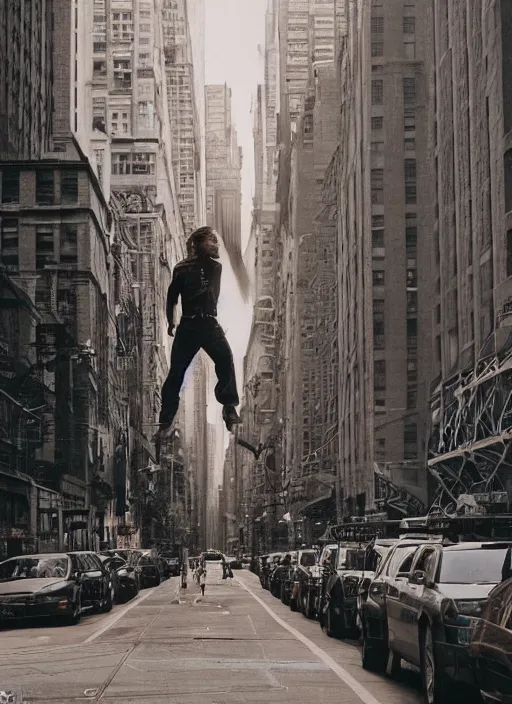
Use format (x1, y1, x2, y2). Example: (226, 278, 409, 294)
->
(0, 556, 69, 581)
(346, 550, 366, 570)
(438, 548, 510, 584)
(300, 552, 316, 567)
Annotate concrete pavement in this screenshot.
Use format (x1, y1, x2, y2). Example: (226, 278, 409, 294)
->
(0, 564, 422, 703)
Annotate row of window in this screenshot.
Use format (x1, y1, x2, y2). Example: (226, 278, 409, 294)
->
(371, 115, 416, 132)
(371, 160, 416, 205)
(111, 153, 156, 176)
(372, 40, 416, 59)
(1, 169, 79, 206)
(372, 77, 416, 106)
(371, 16, 416, 34)
(0, 220, 78, 272)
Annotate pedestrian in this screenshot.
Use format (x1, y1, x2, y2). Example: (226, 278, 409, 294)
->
(199, 567, 207, 596)
(154, 227, 242, 446)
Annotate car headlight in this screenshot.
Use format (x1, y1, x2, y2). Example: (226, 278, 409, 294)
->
(441, 599, 484, 645)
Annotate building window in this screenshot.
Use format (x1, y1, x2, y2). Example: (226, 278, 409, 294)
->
(407, 268, 418, 288)
(138, 101, 155, 129)
(407, 318, 418, 338)
(405, 158, 417, 204)
(0, 218, 19, 271)
(111, 153, 131, 175)
(113, 59, 132, 90)
(404, 115, 416, 132)
(371, 141, 384, 152)
(1, 168, 20, 204)
(371, 17, 384, 33)
(93, 41, 106, 53)
(110, 110, 131, 135)
(404, 422, 417, 458)
(132, 152, 156, 175)
(372, 42, 383, 57)
(371, 168, 384, 203)
(404, 138, 415, 151)
(403, 17, 416, 33)
(36, 226, 55, 268)
(93, 60, 107, 80)
(372, 80, 383, 105)
(374, 360, 386, 389)
(92, 96, 106, 132)
(404, 42, 416, 58)
(372, 270, 385, 286)
(407, 360, 417, 382)
(406, 388, 417, 409)
(372, 116, 383, 130)
(304, 114, 313, 135)
(403, 77, 416, 108)
(36, 170, 54, 205)
(407, 290, 417, 314)
(372, 214, 384, 228)
(372, 229, 384, 248)
(406, 224, 417, 256)
(507, 230, 512, 277)
(60, 225, 78, 264)
(61, 171, 78, 204)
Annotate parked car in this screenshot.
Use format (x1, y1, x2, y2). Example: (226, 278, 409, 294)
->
(226, 556, 243, 570)
(202, 550, 224, 563)
(287, 549, 316, 611)
(68, 551, 113, 614)
(260, 553, 282, 591)
(98, 554, 140, 603)
(359, 536, 439, 672)
(322, 541, 396, 638)
(161, 555, 181, 577)
(0, 553, 82, 626)
(470, 554, 512, 704)
(269, 553, 295, 598)
(129, 550, 161, 588)
(385, 541, 512, 704)
(297, 544, 337, 620)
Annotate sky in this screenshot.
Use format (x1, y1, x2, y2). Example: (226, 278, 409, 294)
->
(203, 0, 267, 481)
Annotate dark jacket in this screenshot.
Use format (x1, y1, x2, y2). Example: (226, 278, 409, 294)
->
(166, 256, 222, 324)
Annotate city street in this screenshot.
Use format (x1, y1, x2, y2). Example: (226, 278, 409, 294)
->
(0, 565, 423, 704)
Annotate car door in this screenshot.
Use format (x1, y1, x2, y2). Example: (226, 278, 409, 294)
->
(82, 554, 103, 606)
(74, 555, 93, 606)
(388, 545, 438, 663)
(385, 544, 422, 655)
(399, 546, 439, 665)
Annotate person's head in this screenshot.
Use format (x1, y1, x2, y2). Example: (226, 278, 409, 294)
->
(186, 226, 220, 259)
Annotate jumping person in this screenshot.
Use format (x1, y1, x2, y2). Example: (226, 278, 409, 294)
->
(156, 227, 242, 442)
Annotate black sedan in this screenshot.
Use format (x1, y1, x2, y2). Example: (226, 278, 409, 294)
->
(98, 554, 140, 603)
(130, 550, 161, 588)
(0, 554, 81, 626)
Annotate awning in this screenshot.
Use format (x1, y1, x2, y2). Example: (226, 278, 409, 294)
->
(298, 490, 333, 516)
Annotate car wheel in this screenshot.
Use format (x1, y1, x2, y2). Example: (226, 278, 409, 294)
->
(305, 591, 315, 619)
(290, 595, 298, 612)
(421, 624, 450, 704)
(361, 623, 387, 672)
(280, 582, 287, 605)
(101, 587, 113, 613)
(154, 573, 161, 587)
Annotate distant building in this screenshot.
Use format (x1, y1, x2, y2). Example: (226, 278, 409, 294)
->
(205, 84, 242, 255)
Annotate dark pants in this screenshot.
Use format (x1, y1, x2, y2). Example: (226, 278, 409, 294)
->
(159, 317, 239, 424)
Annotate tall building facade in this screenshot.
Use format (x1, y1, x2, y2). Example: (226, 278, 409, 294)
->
(428, 0, 512, 512)
(205, 85, 242, 255)
(0, 0, 54, 160)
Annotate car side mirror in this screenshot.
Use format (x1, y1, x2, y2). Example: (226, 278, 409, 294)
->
(410, 570, 425, 585)
(74, 571, 83, 583)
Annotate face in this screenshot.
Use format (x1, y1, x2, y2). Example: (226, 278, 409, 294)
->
(198, 231, 220, 258)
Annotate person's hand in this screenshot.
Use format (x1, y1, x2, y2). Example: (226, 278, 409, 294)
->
(168, 324, 175, 337)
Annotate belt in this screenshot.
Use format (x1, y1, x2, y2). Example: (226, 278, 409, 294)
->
(181, 313, 216, 320)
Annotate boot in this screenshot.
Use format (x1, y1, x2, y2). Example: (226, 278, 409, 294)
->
(223, 405, 242, 432)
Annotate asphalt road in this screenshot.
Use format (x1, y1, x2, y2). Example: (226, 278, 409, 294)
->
(0, 564, 424, 703)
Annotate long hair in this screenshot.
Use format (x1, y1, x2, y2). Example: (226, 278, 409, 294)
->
(186, 226, 213, 256)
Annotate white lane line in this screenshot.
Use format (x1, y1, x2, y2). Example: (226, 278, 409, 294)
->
(236, 577, 384, 704)
(83, 587, 156, 644)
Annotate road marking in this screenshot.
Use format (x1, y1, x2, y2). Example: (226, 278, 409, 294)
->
(236, 578, 384, 704)
(83, 587, 156, 644)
